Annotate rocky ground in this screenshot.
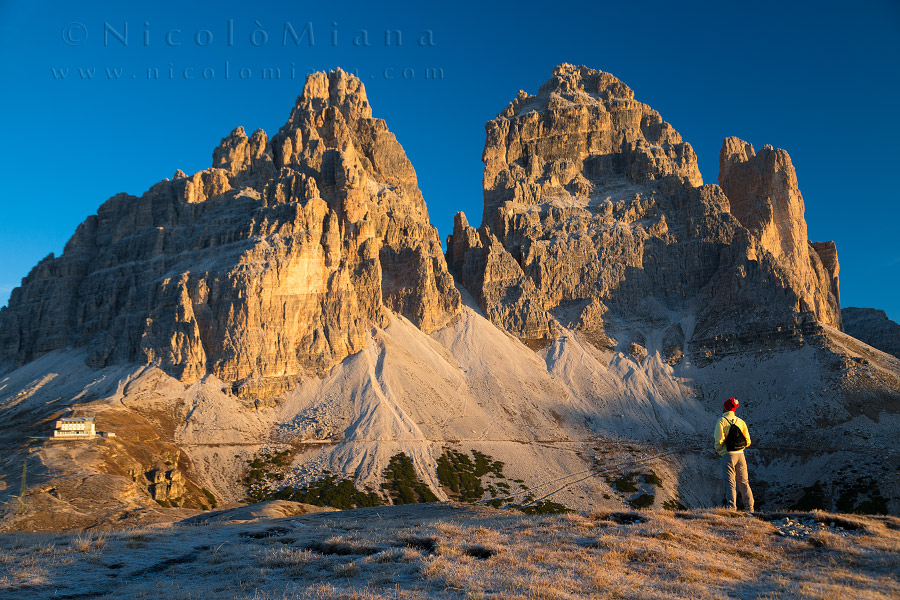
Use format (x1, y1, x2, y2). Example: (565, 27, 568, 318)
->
(0, 502, 898, 599)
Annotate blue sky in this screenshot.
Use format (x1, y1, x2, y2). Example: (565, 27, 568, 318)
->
(1, 0, 898, 321)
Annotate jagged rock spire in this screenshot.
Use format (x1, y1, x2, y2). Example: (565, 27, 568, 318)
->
(719, 137, 841, 328)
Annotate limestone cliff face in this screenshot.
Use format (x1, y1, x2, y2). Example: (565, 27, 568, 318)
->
(842, 307, 900, 359)
(447, 64, 837, 354)
(719, 138, 841, 328)
(0, 69, 459, 392)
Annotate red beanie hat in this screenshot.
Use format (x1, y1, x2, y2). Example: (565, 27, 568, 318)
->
(723, 398, 739, 412)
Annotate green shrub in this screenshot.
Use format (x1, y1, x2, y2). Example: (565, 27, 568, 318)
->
(662, 499, 685, 510)
(612, 473, 638, 493)
(628, 494, 655, 509)
(270, 450, 292, 467)
(518, 500, 571, 515)
(381, 452, 437, 504)
(792, 481, 826, 511)
(201, 487, 218, 509)
(642, 471, 662, 486)
(836, 476, 888, 514)
(269, 476, 383, 509)
(437, 450, 483, 501)
(243, 449, 299, 501)
(436, 448, 506, 502)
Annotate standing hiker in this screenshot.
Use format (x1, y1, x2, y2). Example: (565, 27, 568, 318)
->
(714, 397, 754, 513)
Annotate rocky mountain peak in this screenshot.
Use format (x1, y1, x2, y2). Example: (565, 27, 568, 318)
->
(290, 68, 372, 124)
(719, 136, 807, 269)
(541, 62, 634, 99)
(0, 69, 459, 391)
(498, 64, 637, 119)
(719, 137, 841, 328)
(481, 65, 702, 237)
(212, 126, 273, 178)
(448, 64, 843, 353)
(720, 136, 754, 165)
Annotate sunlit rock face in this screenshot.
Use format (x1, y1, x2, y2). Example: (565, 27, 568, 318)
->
(447, 64, 840, 357)
(719, 137, 841, 329)
(0, 69, 460, 393)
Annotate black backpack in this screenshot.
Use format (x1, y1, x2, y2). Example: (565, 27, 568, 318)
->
(724, 417, 748, 452)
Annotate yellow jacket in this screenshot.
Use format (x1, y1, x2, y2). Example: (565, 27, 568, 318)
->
(713, 411, 751, 456)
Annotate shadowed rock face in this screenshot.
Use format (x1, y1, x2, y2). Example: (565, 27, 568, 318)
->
(0, 69, 460, 392)
(842, 308, 900, 359)
(719, 137, 841, 328)
(447, 64, 839, 354)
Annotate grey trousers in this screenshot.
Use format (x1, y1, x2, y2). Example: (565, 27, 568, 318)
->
(722, 452, 754, 512)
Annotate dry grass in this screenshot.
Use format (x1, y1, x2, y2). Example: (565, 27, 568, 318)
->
(0, 505, 896, 599)
(259, 547, 317, 571)
(71, 531, 107, 553)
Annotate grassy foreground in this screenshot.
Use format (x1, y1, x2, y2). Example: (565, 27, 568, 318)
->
(0, 503, 898, 599)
